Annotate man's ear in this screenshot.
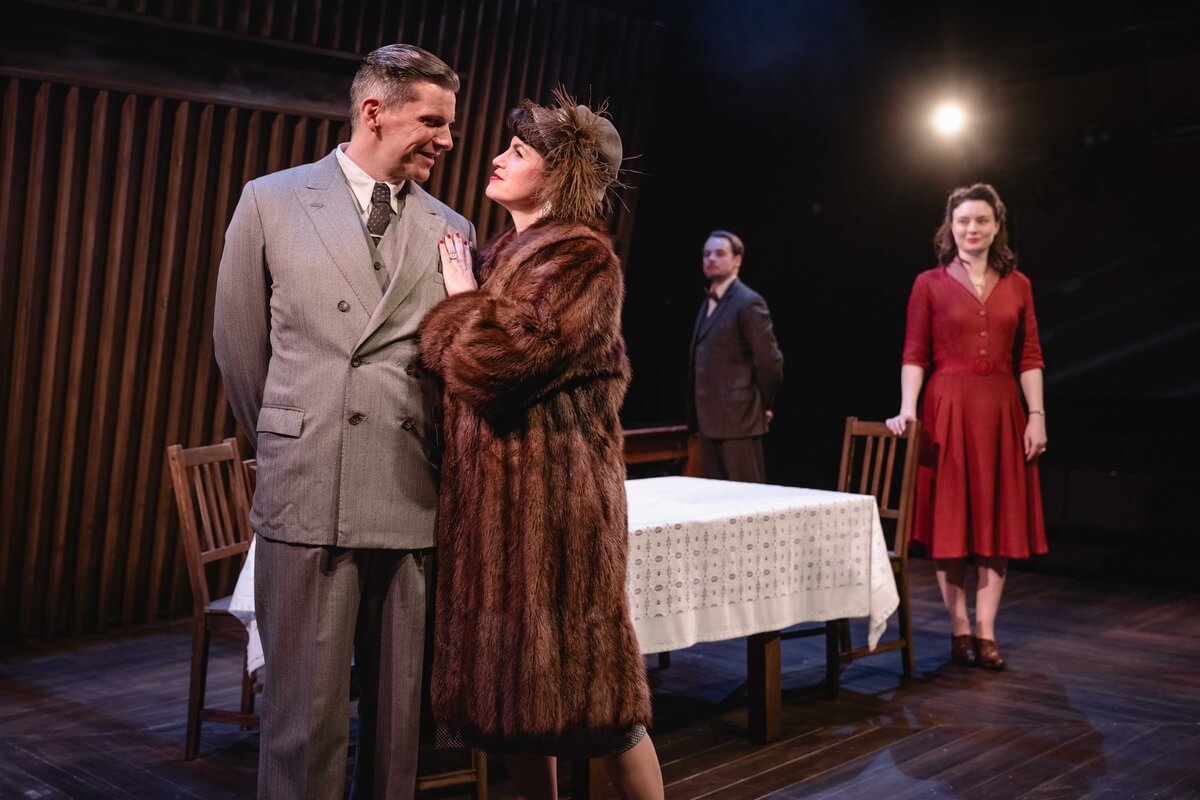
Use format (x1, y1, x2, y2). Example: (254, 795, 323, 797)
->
(359, 98, 382, 132)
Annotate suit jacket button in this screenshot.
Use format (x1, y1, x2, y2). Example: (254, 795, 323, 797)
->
(349, 413, 365, 425)
(337, 300, 351, 312)
(351, 357, 362, 367)
(401, 418, 414, 430)
(405, 364, 416, 376)
(373, 261, 383, 271)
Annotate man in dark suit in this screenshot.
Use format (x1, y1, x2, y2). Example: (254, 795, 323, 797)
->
(686, 230, 784, 483)
(214, 44, 474, 799)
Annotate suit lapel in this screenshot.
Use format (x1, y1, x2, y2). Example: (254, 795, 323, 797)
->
(356, 183, 443, 349)
(296, 152, 382, 314)
(689, 301, 707, 357)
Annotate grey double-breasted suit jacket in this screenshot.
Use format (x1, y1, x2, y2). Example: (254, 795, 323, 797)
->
(214, 151, 474, 549)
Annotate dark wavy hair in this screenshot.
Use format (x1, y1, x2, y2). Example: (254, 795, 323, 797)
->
(933, 183, 1017, 277)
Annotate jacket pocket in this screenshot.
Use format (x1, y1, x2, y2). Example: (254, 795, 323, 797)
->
(257, 405, 304, 438)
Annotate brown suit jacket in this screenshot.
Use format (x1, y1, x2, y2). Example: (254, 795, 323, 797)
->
(686, 278, 784, 439)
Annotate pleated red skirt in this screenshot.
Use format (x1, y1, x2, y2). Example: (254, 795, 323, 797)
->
(912, 368, 1048, 559)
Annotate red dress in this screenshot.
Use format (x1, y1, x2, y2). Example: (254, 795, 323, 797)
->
(901, 262, 1048, 559)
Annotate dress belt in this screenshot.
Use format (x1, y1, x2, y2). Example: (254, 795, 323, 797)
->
(933, 357, 1011, 376)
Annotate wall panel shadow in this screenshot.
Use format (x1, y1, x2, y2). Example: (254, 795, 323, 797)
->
(0, 0, 661, 643)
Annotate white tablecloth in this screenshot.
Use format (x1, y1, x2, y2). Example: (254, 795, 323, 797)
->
(230, 476, 898, 672)
(625, 477, 898, 654)
(228, 542, 262, 672)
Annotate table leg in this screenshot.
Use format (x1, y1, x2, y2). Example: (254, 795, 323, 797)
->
(747, 630, 782, 742)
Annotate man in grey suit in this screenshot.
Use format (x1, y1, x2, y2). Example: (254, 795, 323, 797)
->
(686, 229, 784, 483)
(214, 44, 474, 799)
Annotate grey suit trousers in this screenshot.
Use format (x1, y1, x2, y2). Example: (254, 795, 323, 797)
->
(254, 536, 431, 800)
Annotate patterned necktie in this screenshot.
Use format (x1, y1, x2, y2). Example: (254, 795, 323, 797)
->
(367, 182, 392, 241)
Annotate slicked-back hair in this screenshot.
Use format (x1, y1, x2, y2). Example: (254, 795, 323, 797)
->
(349, 44, 459, 132)
(708, 230, 745, 260)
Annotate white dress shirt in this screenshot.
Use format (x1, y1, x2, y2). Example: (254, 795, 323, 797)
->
(334, 144, 404, 225)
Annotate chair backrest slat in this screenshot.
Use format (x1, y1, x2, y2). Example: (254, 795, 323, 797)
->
(193, 468, 217, 552)
(214, 461, 237, 550)
(869, 434, 887, 500)
(882, 435, 898, 513)
(857, 435, 873, 495)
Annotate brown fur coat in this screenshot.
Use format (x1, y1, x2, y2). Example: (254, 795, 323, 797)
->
(419, 219, 651, 753)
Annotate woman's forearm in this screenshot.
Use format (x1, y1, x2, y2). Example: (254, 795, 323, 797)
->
(899, 364, 926, 416)
(1019, 368, 1045, 413)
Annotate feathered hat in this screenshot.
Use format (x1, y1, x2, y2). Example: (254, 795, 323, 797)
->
(506, 86, 624, 223)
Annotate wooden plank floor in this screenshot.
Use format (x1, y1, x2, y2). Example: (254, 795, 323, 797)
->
(2, 558, 1199, 799)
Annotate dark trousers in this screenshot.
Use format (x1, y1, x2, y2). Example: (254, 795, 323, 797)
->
(254, 536, 432, 800)
(697, 435, 766, 483)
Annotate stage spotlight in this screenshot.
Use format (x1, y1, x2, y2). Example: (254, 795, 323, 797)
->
(932, 102, 966, 136)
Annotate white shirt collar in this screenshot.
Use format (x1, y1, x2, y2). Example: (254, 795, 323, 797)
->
(334, 144, 405, 214)
(710, 274, 739, 300)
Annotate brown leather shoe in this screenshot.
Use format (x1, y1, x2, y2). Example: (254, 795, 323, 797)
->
(951, 634, 977, 666)
(975, 637, 1006, 671)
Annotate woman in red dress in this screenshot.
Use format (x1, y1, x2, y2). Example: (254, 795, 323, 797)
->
(886, 183, 1048, 671)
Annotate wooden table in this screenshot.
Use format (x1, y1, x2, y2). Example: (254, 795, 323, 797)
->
(233, 476, 898, 791)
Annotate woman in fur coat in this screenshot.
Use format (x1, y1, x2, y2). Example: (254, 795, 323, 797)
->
(418, 90, 663, 800)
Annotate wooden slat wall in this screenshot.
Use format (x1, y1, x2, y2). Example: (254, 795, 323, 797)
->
(0, 0, 661, 643)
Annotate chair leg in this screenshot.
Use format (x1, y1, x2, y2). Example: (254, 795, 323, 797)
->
(239, 651, 255, 728)
(472, 748, 488, 800)
(186, 620, 211, 760)
(897, 569, 916, 679)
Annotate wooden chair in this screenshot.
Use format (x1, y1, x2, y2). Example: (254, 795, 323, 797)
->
(166, 437, 258, 760)
(781, 416, 921, 693)
(417, 750, 488, 799)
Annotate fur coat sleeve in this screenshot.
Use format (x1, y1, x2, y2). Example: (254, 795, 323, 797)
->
(419, 222, 622, 416)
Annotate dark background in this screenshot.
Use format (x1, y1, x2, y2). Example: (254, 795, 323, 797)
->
(618, 1, 1200, 588)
